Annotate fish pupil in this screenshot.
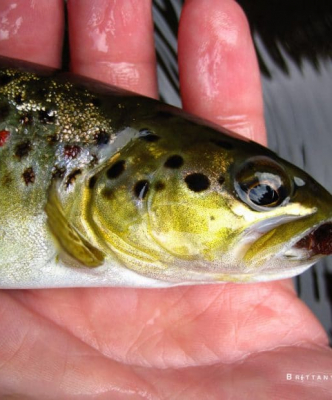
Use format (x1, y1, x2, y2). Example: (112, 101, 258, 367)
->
(248, 184, 279, 206)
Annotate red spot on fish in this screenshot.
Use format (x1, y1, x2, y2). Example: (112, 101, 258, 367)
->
(64, 145, 81, 160)
(0, 130, 9, 147)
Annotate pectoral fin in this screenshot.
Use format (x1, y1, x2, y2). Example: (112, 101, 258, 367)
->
(45, 188, 104, 268)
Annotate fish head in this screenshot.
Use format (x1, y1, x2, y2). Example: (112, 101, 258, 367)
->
(146, 125, 332, 281)
(85, 118, 332, 283)
(225, 148, 332, 281)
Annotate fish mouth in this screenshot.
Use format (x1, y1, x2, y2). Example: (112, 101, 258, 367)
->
(284, 221, 332, 260)
(234, 213, 332, 264)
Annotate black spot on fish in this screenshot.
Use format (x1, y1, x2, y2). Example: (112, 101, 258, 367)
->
(36, 87, 48, 98)
(14, 93, 23, 105)
(52, 165, 66, 179)
(185, 173, 210, 192)
(210, 139, 233, 150)
(102, 187, 114, 200)
(139, 128, 160, 142)
(2, 172, 12, 187)
(95, 130, 110, 145)
(0, 103, 10, 120)
(0, 74, 14, 86)
(155, 181, 165, 191)
(91, 98, 101, 107)
(88, 175, 97, 189)
(218, 175, 225, 186)
(15, 141, 32, 159)
(47, 134, 58, 144)
(22, 167, 35, 185)
(66, 169, 82, 188)
(20, 112, 33, 125)
(38, 109, 55, 124)
(107, 160, 126, 179)
(34, 87, 51, 103)
(164, 155, 184, 169)
(134, 180, 149, 199)
(210, 216, 215, 221)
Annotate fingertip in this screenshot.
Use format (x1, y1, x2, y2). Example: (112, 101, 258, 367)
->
(179, 0, 266, 145)
(0, 0, 64, 68)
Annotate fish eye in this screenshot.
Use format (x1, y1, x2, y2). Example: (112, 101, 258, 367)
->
(246, 180, 281, 206)
(234, 157, 292, 211)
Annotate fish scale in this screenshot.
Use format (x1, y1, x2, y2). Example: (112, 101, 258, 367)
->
(0, 56, 332, 288)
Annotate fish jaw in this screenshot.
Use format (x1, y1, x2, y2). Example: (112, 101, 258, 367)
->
(227, 212, 332, 282)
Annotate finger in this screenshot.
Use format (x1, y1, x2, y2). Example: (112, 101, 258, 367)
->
(178, 0, 266, 145)
(0, 0, 64, 68)
(0, 292, 155, 398)
(10, 281, 327, 370)
(67, 0, 158, 98)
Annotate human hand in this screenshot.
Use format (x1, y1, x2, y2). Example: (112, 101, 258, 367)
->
(0, 0, 332, 398)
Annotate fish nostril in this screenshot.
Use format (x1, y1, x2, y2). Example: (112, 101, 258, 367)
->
(139, 128, 160, 142)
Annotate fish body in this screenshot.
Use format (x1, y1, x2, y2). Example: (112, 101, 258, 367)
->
(0, 56, 331, 288)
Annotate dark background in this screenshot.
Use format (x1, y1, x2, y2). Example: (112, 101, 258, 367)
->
(152, 0, 332, 342)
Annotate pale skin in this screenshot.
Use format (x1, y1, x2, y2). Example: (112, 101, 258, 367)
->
(0, 0, 332, 398)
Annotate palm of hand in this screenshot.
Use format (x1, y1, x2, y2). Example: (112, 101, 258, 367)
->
(0, 1, 331, 398)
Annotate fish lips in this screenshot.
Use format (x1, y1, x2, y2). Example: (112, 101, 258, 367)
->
(236, 213, 332, 263)
(276, 219, 332, 263)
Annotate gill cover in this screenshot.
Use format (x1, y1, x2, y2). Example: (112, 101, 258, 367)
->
(46, 185, 105, 268)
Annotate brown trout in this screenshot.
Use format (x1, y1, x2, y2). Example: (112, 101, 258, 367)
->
(0, 56, 331, 288)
